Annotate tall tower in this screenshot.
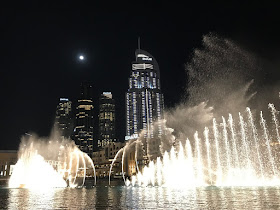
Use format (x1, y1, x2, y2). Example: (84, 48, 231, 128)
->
(98, 92, 116, 148)
(55, 98, 73, 138)
(125, 47, 164, 141)
(74, 82, 94, 157)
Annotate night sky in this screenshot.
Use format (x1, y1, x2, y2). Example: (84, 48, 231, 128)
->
(1, 2, 280, 150)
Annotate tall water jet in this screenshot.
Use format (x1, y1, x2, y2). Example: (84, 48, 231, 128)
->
(222, 116, 231, 174)
(260, 111, 277, 177)
(213, 118, 222, 184)
(156, 156, 162, 186)
(228, 114, 240, 169)
(194, 132, 204, 185)
(134, 140, 140, 173)
(246, 107, 264, 180)
(186, 139, 195, 184)
(122, 147, 126, 183)
(109, 148, 124, 186)
(268, 103, 280, 144)
(204, 127, 212, 185)
(239, 112, 252, 170)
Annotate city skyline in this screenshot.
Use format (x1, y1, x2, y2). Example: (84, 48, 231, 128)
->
(1, 2, 280, 150)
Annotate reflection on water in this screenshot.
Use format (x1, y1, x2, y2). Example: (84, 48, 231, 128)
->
(1, 186, 280, 209)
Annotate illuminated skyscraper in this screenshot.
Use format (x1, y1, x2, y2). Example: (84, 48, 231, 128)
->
(125, 47, 164, 141)
(55, 98, 73, 138)
(98, 92, 116, 148)
(74, 82, 94, 157)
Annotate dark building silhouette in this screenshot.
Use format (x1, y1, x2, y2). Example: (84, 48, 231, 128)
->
(74, 82, 95, 157)
(54, 98, 73, 138)
(98, 92, 116, 149)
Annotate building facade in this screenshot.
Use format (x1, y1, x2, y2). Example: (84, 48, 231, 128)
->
(92, 142, 125, 178)
(125, 49, 164, 141)
(54, 98, 73, 138)
(0, 150, 17, 185)
(98, 92, 116, 148)
(74, 82, 95, 157)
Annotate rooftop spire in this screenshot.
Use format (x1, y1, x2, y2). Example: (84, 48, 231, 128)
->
(138, 37, 141, 51)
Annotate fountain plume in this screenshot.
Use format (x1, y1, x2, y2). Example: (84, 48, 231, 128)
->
(9, 133, 96, 189)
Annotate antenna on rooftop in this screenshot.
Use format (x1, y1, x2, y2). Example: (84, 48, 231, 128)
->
(138, 37, 141, 51)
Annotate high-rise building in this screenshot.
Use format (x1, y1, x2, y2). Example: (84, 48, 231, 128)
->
(74, 82, 95, 157)
(125, 48, 164, 141)
(55, 98, 73, 138)
(98, 92, 116, 148)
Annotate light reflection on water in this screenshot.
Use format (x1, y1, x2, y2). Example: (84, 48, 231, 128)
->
(1, 186, 280, 209)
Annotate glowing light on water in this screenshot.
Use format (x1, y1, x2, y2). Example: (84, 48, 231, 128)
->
(9, 138, 96, 189)
(9, 151, 67, 189)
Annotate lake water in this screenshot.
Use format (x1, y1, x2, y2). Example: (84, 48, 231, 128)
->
(1, 186, 280, 209)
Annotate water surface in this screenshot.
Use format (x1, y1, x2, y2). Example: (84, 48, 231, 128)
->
(1, 186, 280, 209)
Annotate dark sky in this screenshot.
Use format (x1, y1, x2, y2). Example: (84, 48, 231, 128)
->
(1, 2, 280, 150)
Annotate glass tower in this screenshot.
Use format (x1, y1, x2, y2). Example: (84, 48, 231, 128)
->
(55, 98, 73, 138)
(74, 82, 94, 157)
(125, 48, 164, 141)
(98, 92, 116, 148)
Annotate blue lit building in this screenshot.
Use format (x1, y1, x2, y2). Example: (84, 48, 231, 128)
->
(125, 48, 164, 141)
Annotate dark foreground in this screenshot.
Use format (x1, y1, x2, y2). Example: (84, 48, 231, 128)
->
(1, 185, 280, 209)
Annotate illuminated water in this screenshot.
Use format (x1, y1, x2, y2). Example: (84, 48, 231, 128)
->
(1, 186, 280, 209)
(123, 105, 280, 187)
(9, 135, 96, 189)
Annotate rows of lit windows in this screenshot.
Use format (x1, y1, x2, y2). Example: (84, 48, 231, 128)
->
(126, 51, 164, 140)
(130, 76, 159, 90)
(132, 92, 137, 133)
(156, 93, 162, 136)
(132, 63, 153, 70)
(126, 93, 130, 136)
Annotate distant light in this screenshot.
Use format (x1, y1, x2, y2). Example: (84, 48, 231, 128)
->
(79, 55, 84, 60)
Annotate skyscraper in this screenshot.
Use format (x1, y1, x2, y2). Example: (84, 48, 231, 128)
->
(98, 92, 116, 148)
(74, 82, 95, 157)
(55, 98, 73, 138)
(125, 47, 164, 141)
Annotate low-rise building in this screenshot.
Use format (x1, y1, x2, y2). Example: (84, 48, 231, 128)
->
(0, 150, 18, 184)
(92, 142, 125, 178)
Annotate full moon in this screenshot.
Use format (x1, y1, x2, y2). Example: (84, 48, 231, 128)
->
(79, 55, 84, 60)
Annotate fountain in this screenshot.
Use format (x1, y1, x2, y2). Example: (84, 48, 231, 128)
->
(117, 104, 280, 187)
(110, 34, 280, 188)
(9, 134, 96, 189)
